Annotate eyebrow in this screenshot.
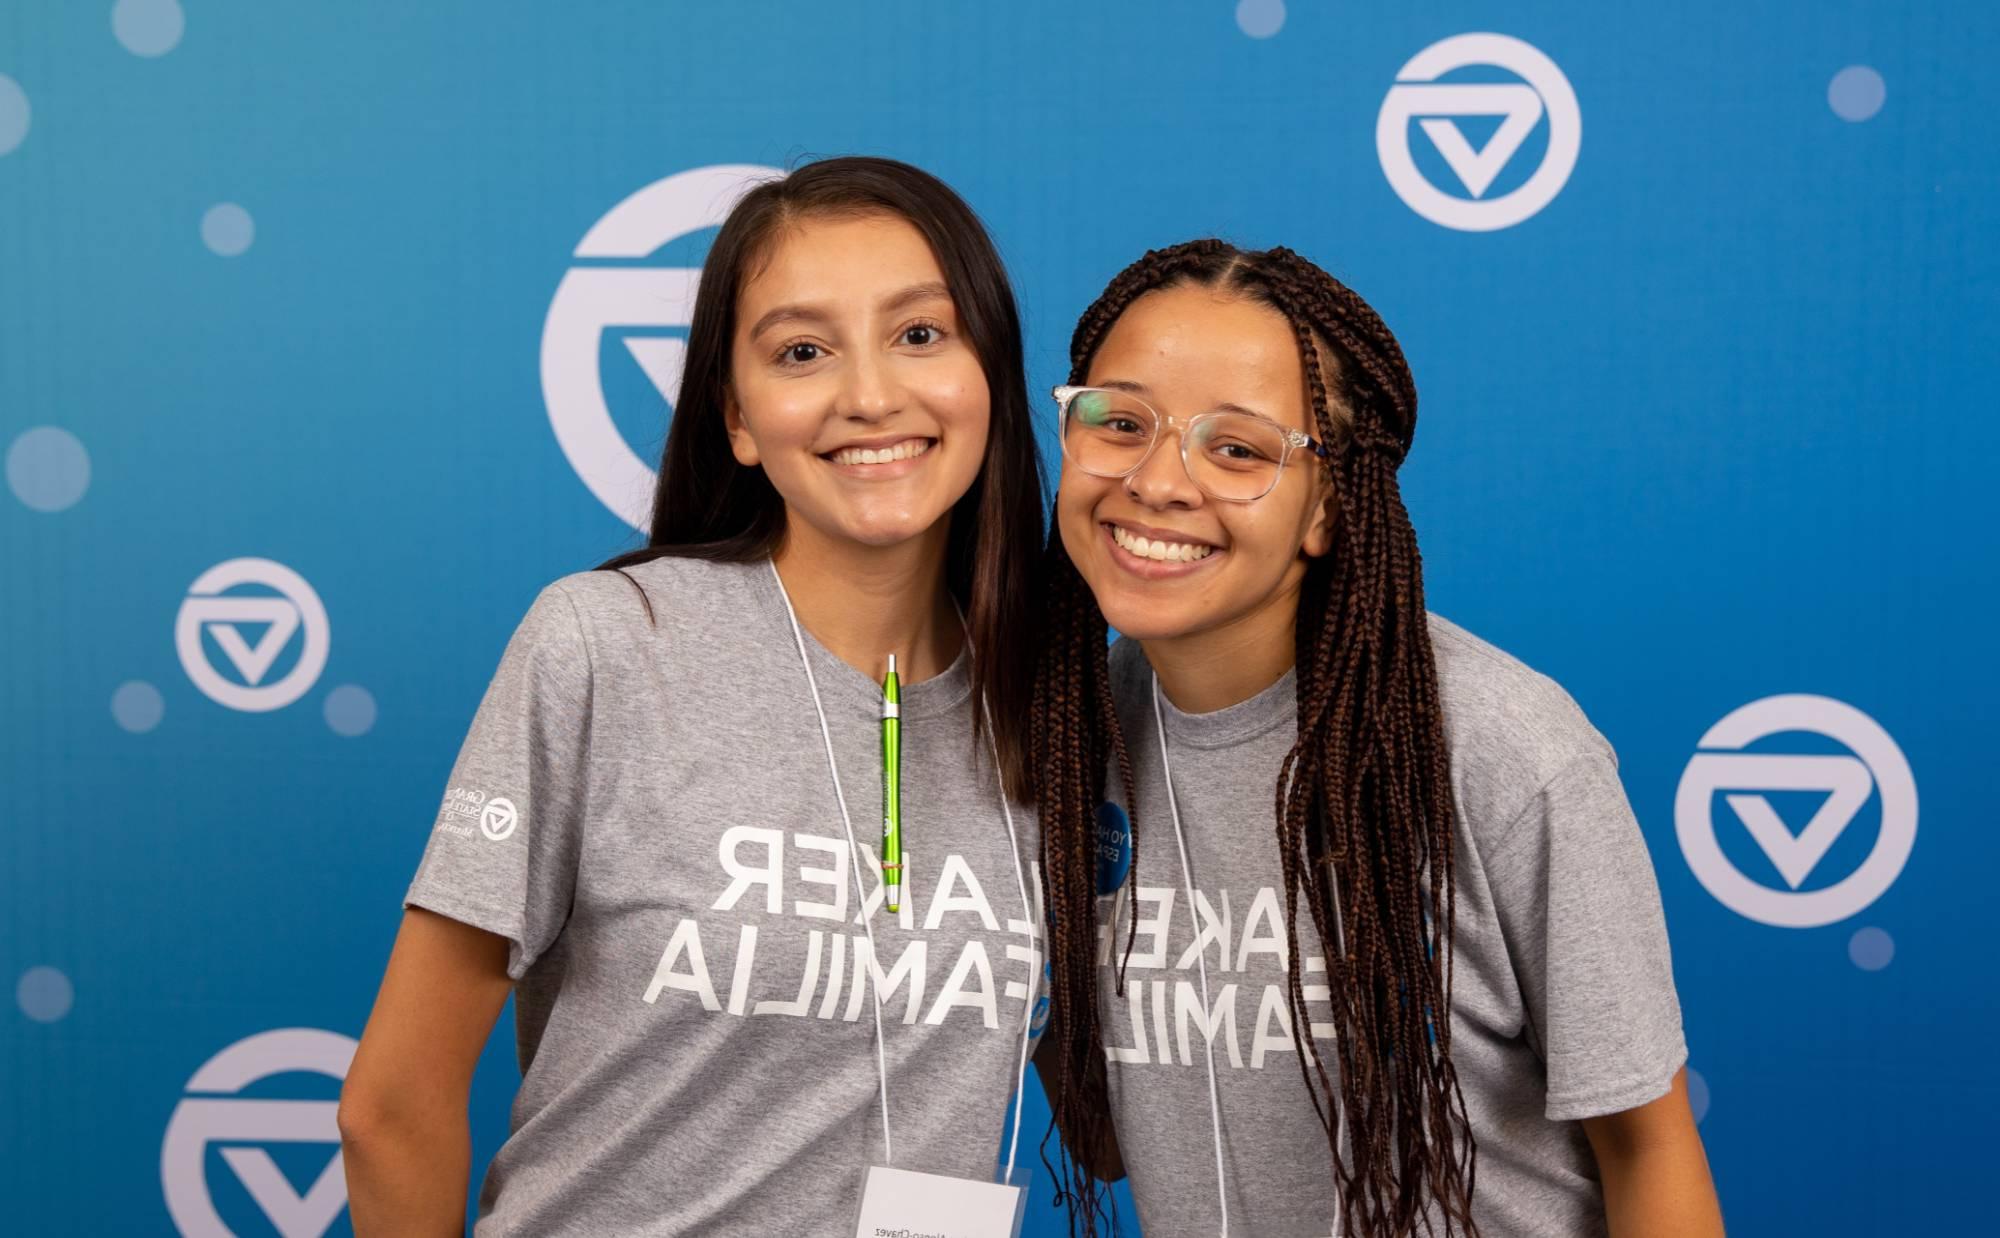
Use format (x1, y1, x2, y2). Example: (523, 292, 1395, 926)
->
(880, 280, 952, 316)
(1097, 378, 1270, 421)
(747, 281, 954, 341)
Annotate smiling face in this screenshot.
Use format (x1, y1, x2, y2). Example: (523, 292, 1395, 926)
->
(726, 211, 990, 551)
(1056, 283, 1337, 644)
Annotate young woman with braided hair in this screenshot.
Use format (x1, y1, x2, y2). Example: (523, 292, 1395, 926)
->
(1030, 240, 1723, 1237)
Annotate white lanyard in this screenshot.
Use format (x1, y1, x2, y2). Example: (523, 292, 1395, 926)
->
(1151, 672, 1348, 1238)
(769, 561, 1036, 1186)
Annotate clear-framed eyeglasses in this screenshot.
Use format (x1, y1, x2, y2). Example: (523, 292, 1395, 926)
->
(1053, 384, 1330, 503)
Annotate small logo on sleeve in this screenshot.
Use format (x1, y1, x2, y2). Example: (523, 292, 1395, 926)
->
(437, 787, 521, 842)
(479, 797, 520, 841)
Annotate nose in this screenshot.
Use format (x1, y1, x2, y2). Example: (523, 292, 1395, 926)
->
(838, 348, 900, 422)
(1124, 424, 1202, 509)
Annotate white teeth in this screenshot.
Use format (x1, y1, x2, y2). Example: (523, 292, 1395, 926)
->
(832, 439, 933, 466)
(1110, 525, 1213, 563)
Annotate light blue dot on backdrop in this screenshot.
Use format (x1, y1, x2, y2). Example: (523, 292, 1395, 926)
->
(0, 74, 28, 157)
(1235, 0, 1286, 39)
(111, 681, 164, 733)
(1828, 66, 1886, 122)
(7, 427, 91, 512)
(17, 967, 74, 1023)
(112, 0, 185, 58)
(1686, 1067, 1710, 1124)
(202, 204, 255, 257)
(1849, 926, 1895, 971)
(325, 684, 377, 736)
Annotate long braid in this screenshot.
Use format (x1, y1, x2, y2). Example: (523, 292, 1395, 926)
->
(1033, 241, 1238, 1234)
(1033, 240, 1478, 1237)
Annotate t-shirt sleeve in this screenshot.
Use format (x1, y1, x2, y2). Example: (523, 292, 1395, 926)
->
(1480, 753, 1688, 1122)
(404, 582, 592, 980)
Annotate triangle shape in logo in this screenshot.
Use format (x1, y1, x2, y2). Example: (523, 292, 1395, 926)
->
(218, 1145, 347, 1238)
(625, 336, 688, 406)
(1721, 755, 1874, 889)
(205, 599, 300, 686)
(1415, 83, 1544, 198)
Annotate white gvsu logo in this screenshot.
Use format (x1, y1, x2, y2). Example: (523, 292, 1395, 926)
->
(160, 1028, 358, 1238)
(175, 558, 330, 712)
(1377, 32, 1581, 232)
(438, 786, 521, 841)
(540, 163, 783, 529)
(1676, 695, 1918, 928)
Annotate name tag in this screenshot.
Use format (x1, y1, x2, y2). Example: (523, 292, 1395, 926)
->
(853, 1165, 1026, 1238)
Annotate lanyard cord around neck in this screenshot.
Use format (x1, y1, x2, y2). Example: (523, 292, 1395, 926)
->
(1151, 671, 1349, 1237)
(980, 692, 1034, 1187)
(769, 561, 1035, 1185)
(1150, 674, 1231, 1236)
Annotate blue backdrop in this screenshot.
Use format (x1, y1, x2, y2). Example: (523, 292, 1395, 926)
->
(5, 2, 1994, 1233)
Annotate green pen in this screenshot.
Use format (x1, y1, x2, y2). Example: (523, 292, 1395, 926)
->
(881, 654, 903, 914)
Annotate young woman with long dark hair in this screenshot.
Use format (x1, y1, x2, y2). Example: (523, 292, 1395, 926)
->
(1032, 239, 1723, 1237)
(339, 157, 1047, 1236)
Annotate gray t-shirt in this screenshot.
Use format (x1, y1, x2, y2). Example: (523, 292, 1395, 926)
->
(1098, 618, 1686, 1238)
(406, 555, 1045, 1237)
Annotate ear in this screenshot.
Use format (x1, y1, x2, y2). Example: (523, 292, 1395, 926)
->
(723, 386, 762, 468)
(1300, 469, 1338, 559)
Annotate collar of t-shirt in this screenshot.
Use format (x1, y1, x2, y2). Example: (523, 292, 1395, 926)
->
(1147, 663, 1298, 751)
(745, 564, 973, 722)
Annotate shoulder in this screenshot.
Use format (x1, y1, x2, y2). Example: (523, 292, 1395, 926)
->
(1425, 612, 1616, 797)
(542, 554, 762, 642)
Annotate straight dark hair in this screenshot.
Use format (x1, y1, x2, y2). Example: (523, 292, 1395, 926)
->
(597, 156, 1044, 798)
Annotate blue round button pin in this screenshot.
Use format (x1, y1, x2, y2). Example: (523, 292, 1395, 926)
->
(1095, 802, 1133, 895)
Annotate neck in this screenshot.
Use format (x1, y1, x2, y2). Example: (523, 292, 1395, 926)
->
(1139, 573, 1303, 715)
(771, 517, 962, 684)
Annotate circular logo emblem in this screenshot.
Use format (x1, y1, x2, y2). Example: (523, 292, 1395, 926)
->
(1675, 694, 1917, 928)
(161, 1027, 357, 1238)
(480, 796, 520, 842)
(174, 558, 330, 712)
(1376, 32, 1581, 232)
(540, 163, 783, 529)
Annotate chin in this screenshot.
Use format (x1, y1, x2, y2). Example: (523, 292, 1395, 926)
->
(839, 507, 948, 548)
(1095, 591, 1203, 643)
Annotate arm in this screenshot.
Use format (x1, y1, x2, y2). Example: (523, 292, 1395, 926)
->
(338, 908, 515, 1237)
(1581, 1068, 1725, 1238)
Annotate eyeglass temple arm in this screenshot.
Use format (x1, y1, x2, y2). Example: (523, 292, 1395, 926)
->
(1290, 427, 1333, 458)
